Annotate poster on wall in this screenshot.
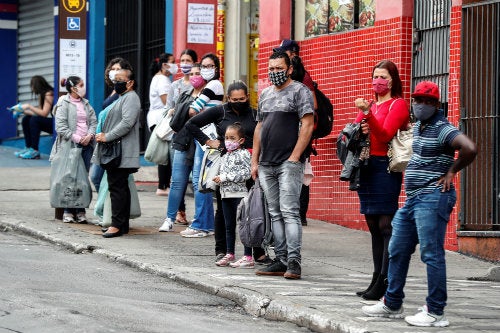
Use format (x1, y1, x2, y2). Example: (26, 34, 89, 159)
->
(59, 38, 86, 92)
(187, 3, 215, 44)
(328, 0, 354, 33)
(305, 0, 329, 37)
(359, 0, 375, 28)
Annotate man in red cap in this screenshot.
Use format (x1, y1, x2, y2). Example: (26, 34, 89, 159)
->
(362, 81, 477, 327)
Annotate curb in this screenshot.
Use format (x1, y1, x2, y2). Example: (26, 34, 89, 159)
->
(0, 219, 369, 333)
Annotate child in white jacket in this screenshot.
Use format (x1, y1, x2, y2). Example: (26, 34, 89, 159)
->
(213, 123, 253, 268)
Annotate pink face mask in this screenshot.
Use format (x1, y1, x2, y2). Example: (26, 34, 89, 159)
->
(372, 77, 390, 95)
(189, 75, 205, 89)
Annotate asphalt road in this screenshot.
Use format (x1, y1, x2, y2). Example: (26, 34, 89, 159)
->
(0, 231, 311, 333)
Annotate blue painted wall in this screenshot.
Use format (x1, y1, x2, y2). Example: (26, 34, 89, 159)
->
(0, 1, 19, 140)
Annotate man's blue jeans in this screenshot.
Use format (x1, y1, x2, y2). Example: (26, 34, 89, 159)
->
(258, 161, 304, 264)
(384, 187, 456, 315)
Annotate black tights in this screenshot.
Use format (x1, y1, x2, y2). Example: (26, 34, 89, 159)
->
(365, 214, 393, 275)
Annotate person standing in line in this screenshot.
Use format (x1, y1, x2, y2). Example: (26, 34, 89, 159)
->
(185, 81, 269, 264)
(94, 69, 141, 238)
(158, 63, 205, 233)
(147, 53, 177, 197)
(90, 57, 133, 194)
(252, 51, 314, 280)
(273, 39, 317, 226)
(13, 75, 54, 159)
(50, 76, 97, 223)
(176, 53, 224, 238)
(211, 123, 253, 268)
(351, 60, 410, 300)
(361, 81, 477, 327)
(165, 48, 198, 225)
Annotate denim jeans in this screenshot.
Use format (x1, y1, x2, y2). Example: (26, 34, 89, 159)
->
(166, 149, 192, 219)
(90, 164, 105, 192)
(384, 187, 456, 315)
(258, 160, 304, 264)
(185, 142, 214, 232)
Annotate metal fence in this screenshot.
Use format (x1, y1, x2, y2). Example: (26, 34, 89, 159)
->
(106, 0, 166, 149)
(461, 1, 500, 230)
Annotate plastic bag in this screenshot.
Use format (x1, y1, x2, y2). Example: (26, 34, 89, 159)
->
(198, 148, 221, 193)
(50, 141, 92, 208)
(144, 125, 170, 165)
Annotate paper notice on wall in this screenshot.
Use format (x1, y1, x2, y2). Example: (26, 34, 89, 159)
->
(59, 38, 86, 92)
(187, 23, 214, 44)
(188, 3, 214, 23)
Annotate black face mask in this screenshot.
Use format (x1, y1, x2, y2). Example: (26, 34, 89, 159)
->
(114, 81, 128, 95)
(228, 101, 249, 113)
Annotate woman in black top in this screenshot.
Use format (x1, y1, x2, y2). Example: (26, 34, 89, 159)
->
(185, 80, 268, 264)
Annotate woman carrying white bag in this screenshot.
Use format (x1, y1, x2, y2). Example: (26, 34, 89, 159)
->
(50, 76, 97, 223)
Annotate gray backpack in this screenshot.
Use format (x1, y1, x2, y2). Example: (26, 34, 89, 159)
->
(237, 178, 272, 249)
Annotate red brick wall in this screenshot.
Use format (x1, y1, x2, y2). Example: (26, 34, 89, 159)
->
(258, 13, 464, 251)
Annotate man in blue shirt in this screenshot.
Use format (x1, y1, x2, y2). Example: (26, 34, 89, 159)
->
(362, 81, 477, 327)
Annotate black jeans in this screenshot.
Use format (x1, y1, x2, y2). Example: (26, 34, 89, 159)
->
(21, 115, 53, 150)
(107, 168, 135, 232)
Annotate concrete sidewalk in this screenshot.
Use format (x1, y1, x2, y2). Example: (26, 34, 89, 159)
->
(0, 145, 499, 333)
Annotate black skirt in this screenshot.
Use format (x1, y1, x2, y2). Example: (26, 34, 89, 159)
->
(357, 156, 402, 215)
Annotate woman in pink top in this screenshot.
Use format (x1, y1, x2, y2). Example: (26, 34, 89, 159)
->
(51, 76, 97, 223)
(352, 60, 410, 300)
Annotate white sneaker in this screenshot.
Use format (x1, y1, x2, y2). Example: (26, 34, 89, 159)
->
(362, 298, 404, 318)
(158, 218, 174, 232)
(180, 227, 211, 238)
(404, 305, 449, 327)
(63, 213, 75, 223)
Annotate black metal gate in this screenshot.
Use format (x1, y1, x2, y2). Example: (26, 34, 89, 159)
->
(412, 0, 451, 115)
(105, 0, 166, 149)
(461, 1, 500, 230)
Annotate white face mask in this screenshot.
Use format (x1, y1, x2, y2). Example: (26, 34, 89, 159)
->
(76, 86, 86, 98)
(109, 70, 118, 82)
(201, 68, 216, 81)
(168, 63, 178, 75)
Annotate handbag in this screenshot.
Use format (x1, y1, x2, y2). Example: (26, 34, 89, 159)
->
(100, 140, 122, 170)
(155, 112, 174, 141)
(144, 125, 170, 165)
(387, 124, 413, 172)
(198, 148, 222, 193)
(50, 140, 92, 208)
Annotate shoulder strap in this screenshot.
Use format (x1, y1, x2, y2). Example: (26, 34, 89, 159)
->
(388, 98, 401, 111)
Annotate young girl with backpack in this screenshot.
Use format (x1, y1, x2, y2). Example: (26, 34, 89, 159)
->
(213, 123, 254, 268)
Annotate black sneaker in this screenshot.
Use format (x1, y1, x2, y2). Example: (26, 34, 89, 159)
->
(255, 255, 273, 266)
(284, 259, 301, 279)
(255, 258, 287, 276)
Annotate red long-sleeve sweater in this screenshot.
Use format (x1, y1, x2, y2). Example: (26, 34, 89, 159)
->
(355, 98, 409, 156)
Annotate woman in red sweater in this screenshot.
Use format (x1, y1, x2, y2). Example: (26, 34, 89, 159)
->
(353, 60, 410, 300)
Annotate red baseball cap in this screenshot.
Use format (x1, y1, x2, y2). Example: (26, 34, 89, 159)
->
(411, 81, 440, 100)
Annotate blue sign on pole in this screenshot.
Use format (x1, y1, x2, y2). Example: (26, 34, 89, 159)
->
(67, 17, 80, 31)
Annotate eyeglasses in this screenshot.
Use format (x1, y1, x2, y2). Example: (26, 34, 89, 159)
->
(201, 64, 216, 69)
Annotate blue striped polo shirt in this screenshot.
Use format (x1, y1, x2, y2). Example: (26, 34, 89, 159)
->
(404, 112, 461, 198)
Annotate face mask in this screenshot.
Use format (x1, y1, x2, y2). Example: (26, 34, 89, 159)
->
(189, 75, 205, 89)
(269, 70, 288, 86)
(168, 63, 178, 75)
(180, 64, 193, 75)
(108, 70, 117, 82)
(228, 101, 249, 113)
(114, 81, 128, 95)
(372, 78, 391, 95)
(75, 86, 86, 98)
(225, 140, 241, 152)
(413, 103, 436, 121)
(200, 68, 216, 81)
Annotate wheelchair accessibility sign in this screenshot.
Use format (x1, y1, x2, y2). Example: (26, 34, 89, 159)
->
(67, 17, 80, 31)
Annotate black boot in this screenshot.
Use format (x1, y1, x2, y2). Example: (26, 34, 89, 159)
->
(362, 274, 387, 300)
(356, 272, 379, 297)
